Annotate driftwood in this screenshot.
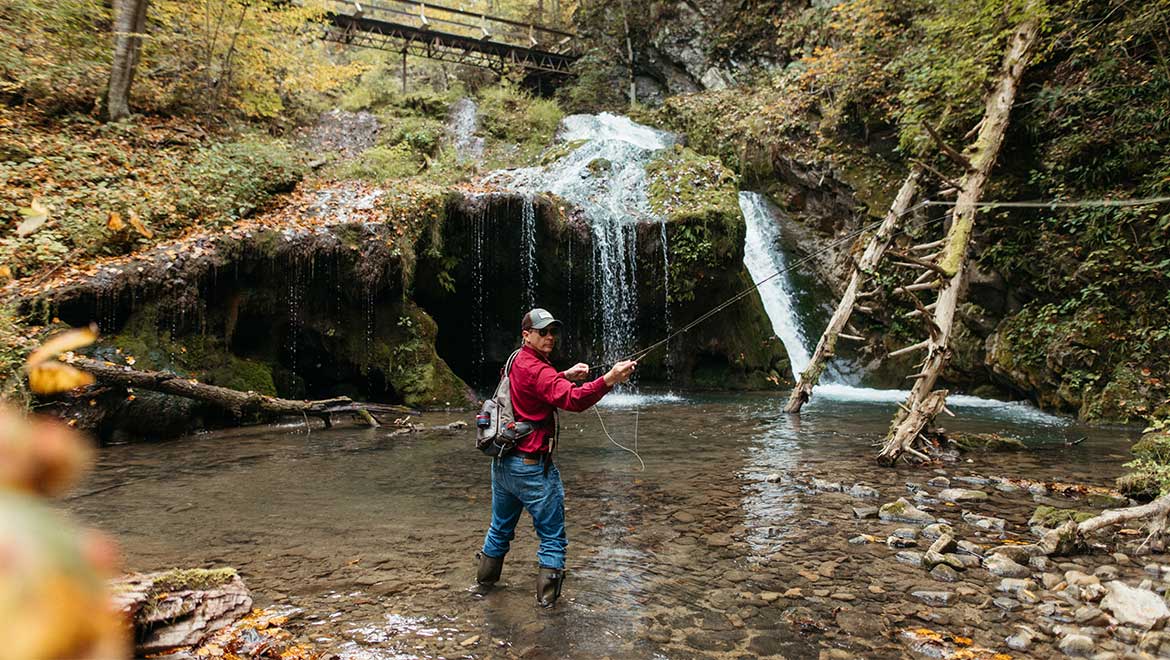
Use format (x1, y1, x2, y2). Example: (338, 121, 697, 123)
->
(785, 167, 923, 413)
(1037, 494, 1170, 556)
(67, 356, 413, 428)
(878, 8, 1041, 464)
(110, 569, 253, 655)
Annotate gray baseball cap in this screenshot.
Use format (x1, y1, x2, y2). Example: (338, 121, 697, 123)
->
(522, 308, 562, 331)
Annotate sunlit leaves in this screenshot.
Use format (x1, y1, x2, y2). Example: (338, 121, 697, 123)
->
(16, 200, 49, 237)
(25, 325, 98, 395)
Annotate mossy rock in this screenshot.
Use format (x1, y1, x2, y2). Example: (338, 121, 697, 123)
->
(1131, 427, 1170, 464)
(950, 432, 1026, 452)
(1117, 469, 1164, 502)
(148, 567, 238, 595)
(1029, 505, 1095, 528)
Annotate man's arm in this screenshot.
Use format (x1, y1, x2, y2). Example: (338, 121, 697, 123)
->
(535, 363, 611, 413)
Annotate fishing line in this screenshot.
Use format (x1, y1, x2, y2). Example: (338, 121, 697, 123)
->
(595, 407, 644, 471)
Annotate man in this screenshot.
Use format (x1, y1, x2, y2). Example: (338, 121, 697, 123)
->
(476, 308, 637, 607)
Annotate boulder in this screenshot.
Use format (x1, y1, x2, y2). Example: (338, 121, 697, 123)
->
(110, 568, 252, 655)
(879, 498, 936, 525)
(1100, 580, 1170, 630)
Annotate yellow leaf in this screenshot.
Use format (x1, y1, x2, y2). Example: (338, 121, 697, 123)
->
(107, 212, 125, 231)
(28, 362, 95, 395)
(25, 325, 99, 368)
(16, 199, 49, 237)
(128, 211, 153, 239)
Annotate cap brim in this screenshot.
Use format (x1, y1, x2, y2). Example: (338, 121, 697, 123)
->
(530, 318, 562, 330)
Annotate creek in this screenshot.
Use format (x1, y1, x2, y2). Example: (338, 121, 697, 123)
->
(65, 112, 1152, 658)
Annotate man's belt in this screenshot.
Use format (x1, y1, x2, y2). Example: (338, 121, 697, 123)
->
(513, 449, 551, 465)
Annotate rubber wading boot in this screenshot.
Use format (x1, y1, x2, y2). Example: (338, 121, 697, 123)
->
(536, 565, 564, 608)
(476, 552, 504, 586)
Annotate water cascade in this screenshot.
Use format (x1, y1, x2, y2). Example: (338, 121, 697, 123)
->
(740, 191, 1065, 424)
(488, 113, 677, 363)
(447, 98, 484, 162)
(521, 194, 538, 309)
(739, 192, 812, 377)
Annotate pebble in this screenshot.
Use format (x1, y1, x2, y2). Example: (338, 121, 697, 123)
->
(848, 535, 877, 545)
(1074, 606, 1108, 626)
(993, 596, 1021, 612)
(986, 553, 1032, 578)
(1042, 573, 1064, 590)
(931, 565, 960, 582)
(830, 592, 856, 601)
(847, 483, 880, 499)
(911, 590, 954, 606)
(1093, 565, 1119, 581)
(1030, 555, 1052, 571)
(938, 488, 989, 503)
(867, 584, 885, 594)
(672, 511, 696, 523)
(892, 527, 919, 540)
(706, 533, 732, 547)
(783, 587, 802, 598)
(896, 551, 925, 566)
(999, 578, 1036, 594)
(1006, 626, 1034, 650)
(887, 536, 918, 549)
(961, 510, 1006, 532)
(852, 506, 878, 519)
(812, 478, 843, 492)
(956, 540, 984, 556)
(1058, 633, 1095, 657)
(927, 476, 950, 488)
(921, 523, 953, 541)
(1065, 570, 1100, 588)
(459, 635, 480, 647)
(759, 591, 781, 602)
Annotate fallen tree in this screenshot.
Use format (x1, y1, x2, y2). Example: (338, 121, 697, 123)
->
(877, 6, 1042, 465)
(1037, 493, 1170, 556)
(66, 356, 413, 428)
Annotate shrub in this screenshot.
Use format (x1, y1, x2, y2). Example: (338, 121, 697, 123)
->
(477, 83, 563, 158)
(338, 144, 421, 183)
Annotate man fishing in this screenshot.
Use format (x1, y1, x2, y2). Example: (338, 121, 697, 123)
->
(476, 308, 637, 607)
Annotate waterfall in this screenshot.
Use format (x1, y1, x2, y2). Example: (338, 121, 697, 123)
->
(521, 194, 537, 309)
(739, 192, 812, 377)
(447, 98, 484, 162)
(488, 113, 676, 362)
(740, 191, 1065, 423)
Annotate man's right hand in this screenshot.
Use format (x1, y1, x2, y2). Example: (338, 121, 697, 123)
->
(604, 360, 637, 387)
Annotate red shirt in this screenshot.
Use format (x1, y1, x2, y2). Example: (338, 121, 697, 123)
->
(509, 345, 612, 453)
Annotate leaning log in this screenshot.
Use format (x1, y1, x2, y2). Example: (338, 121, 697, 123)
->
(878, 8, 1041, 464)
(785, 166, 923, 413)
(65, 356, 409, 427)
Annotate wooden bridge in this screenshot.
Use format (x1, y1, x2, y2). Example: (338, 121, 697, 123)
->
(322, 0, 579, 75)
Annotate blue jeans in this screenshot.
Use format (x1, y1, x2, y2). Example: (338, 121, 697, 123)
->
(481, 454, 567, 569)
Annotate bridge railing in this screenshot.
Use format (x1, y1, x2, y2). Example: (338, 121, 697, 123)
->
(326, 0, 577, 54)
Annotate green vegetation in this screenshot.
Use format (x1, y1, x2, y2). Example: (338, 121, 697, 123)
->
(1030, 505, 1095, 528)
(1120, 421, 1170, 501)
(477, 83, 564, 165)
(646, 145, 742, 303)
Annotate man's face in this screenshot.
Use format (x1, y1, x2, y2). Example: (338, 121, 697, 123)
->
(523, 326, 558, 355)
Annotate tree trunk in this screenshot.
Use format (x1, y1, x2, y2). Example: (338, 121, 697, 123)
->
(1037, 494, 1170, 556)
(67, 356, 408, 427)
(785, 166, 922, 413)
(877, 10, 1041, 465)
(106, 0, 149, 121)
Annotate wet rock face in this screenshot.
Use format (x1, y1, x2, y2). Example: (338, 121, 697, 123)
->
(418, 192, 788, 391)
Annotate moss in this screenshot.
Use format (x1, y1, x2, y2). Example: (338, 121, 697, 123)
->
(149, 567, 238, 594)
(950, 432, 1027, 452)
(646, 144, 740, 225)
(1029, 506, 1095, 528)
(1131, 427, 1170, 464)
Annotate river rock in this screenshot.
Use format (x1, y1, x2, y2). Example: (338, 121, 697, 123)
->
(921, 523, 953, 541)
(1080, 583, 1105, 602)
(812, 478, 843, 492)
(706, 533, 733, 547)
(931, 565, 961, 582)
(1100, 580, 1170, 629)
(1058, 633, 1095, 657)
(927, 476, 950, 488)
(961, 510, 1006, 532)
(1006, 626, 1034, 650)
(887, 536, 918, 549)
(847, 483, 880, 499)
(986, 553, 1032, 578)
(994, 596, 1021, 612)
(938, 488, 989, 503)
(852, 505, 878, 519)
(991, 544, 1040, 563)
(896, 550, 925, 566)
(111, 569, 253, 655)
(999, 578, 1036, 594)
(1030, 555, 1052, 571)
(956, 540, 984, 556)
(1073, 605, 1108, 626)
(1064, 570, 1100, 588)
(911, 590, 954, 606)
(879, 498, 936, 525)
(1093, 565, 1119, 581)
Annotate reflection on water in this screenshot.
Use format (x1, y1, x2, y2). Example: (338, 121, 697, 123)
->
(69, 393, 1140, 658)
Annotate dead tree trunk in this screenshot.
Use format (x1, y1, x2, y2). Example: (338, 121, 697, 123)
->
(1037, 494, 1170, 556)
(106, 0, 149, 121)
(877, 11, 1041, 465)
(785, 166, 922, 413)
(67, 356, 405, 427)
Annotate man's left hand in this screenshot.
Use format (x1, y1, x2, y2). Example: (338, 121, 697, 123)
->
(564, 363, 590, 381)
